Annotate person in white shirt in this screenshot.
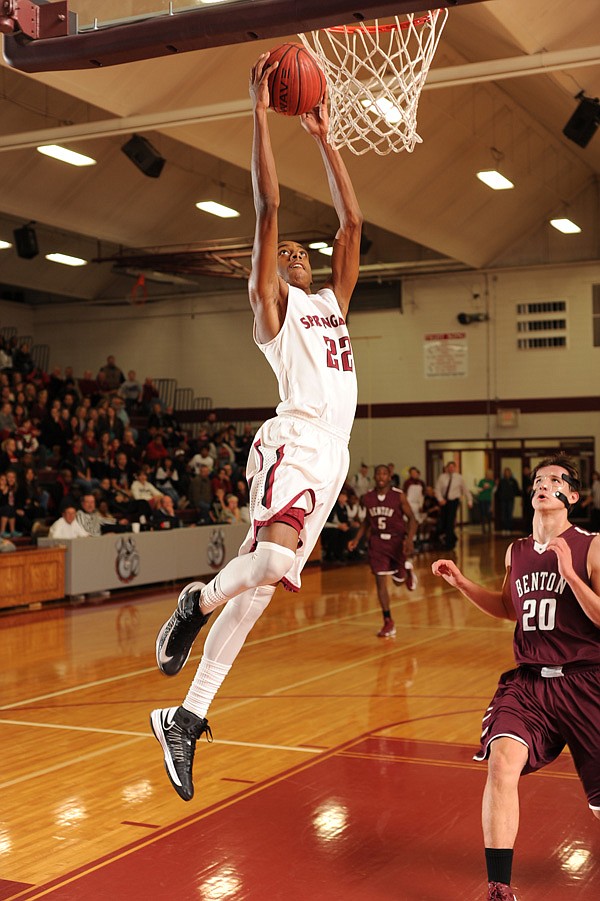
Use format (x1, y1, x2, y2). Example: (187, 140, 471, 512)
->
(49, 504, 90, 539)
(434, 461, 473, 551)
(130, 468, 164, 505)
(351, 462, 372, 500)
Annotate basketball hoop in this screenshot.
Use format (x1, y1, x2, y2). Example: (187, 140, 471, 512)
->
(299, 10, 448, 155)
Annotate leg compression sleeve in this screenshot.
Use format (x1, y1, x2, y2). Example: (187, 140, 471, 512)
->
(183, 585, 276, 717)
(201, 541, 295, 611)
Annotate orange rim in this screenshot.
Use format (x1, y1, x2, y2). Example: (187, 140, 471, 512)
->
(326, 13, 435, 34)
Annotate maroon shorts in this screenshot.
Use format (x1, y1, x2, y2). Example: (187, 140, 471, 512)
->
(474, 665, 600, 809)
(368, 533, 406, 576)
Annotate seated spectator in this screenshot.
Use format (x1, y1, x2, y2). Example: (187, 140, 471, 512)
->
(189, 444, 214, 476)
(62, 435, 99, 493)
(118, 370, 142, 412)
(0, 338, 12, 372)
(154, 456, 182, 506)
(143, 431, 169, 467)
(151, 494, 181, 530)
(76, 492, 129, 537)
(29, 387, 49, 426)
(0, 401, 17, 438)
(18, 465, 48, 535)
(47, 366, 66, 402)
(218, 492, 249, 525)
(45, 466, 78, 514)
(0, 470, 22, 538)
(131, 466, 164, 507)
(48, 501, 90, 539)
(117, 428, 143, 468)
(110, 450, 136, 493)
(0, 436, 20, 472)
(97, 403, 124, 442)
(187, 463, 213, 525)
(211, 465, 232, 499)
(39, 405, 68, 458)
(15, 417, 40, 459)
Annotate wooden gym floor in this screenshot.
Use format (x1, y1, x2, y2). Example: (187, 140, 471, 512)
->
(0, 530, 598, 900)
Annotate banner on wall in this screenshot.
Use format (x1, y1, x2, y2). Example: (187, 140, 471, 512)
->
(423, 332, 467, 378)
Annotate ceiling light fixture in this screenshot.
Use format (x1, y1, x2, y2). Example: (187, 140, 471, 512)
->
(46, 252, 88, 266)
(196, 201, 240, 219)
(0, 240, 12, 250)
(549, 217, 581, 234)
(318, 246, 334, 256)
(476, 170, 514, 191)
(37, 145, 96, 166)
(308, 241, 329, 250)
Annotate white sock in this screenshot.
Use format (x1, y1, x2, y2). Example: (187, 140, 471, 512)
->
(183, 658, 231, 719)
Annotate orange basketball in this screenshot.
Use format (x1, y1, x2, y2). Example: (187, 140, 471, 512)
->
(267, 43, 326, 116)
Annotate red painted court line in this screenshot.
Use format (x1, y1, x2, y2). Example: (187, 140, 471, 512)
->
(6, 735, 599, 901)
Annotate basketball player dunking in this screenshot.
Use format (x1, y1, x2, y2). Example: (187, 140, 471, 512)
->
(150, 52, 363, 801)
(433, 453, 600, 901)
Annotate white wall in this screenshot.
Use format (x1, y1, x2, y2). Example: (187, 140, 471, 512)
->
(17, 260, 600, 479)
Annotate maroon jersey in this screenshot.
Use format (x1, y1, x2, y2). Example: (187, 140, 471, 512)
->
(362, 487, 407, 540)
(510, 526, 600, 666)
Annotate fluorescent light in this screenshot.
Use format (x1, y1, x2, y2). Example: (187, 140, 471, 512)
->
(46, 252, 87, 267)
(318, 246, 334, 256)
(550, 217, 581, 234)
(195, 200, 240, 219)
(37, 145, 96, 167)
(0, 240, 11, 250)
(476, 170, 514, 190)
(361, 96, 402, 125)
(308, 241, 329, 250)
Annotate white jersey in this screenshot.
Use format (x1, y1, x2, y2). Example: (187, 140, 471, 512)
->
(254, 285, 357, 437)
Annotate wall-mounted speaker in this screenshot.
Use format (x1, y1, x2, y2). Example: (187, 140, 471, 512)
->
(121, 134, 166, 178)
(563, 95, 600, 148)
(13, 225, 39, 259)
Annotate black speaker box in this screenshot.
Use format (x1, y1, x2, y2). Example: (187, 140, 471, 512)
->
(121, 134, 166, 178)
(563, 97, 600, 148)
(13, 225, 39, 259)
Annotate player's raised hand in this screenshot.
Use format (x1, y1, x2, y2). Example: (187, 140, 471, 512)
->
(250, 52, 278, 111)
(300, 88, 329, 139)
(431, 558, 463, 588)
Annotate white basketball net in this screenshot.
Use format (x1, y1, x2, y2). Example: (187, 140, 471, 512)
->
(299, 9, 448, 155)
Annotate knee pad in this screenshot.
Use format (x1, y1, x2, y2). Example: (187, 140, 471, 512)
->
(249, 541, 296, 585)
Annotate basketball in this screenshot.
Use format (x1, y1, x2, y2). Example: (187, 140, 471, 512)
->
(267, 42, 326, 117)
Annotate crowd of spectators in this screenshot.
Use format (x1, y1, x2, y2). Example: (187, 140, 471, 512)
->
(0, 339, 255, 541)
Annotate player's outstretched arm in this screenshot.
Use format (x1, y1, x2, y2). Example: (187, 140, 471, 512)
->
(301, 97, 362, 317)
(248, 53, 287, 343)
(432, 554, 515, 621)
(548, 533, 600, 627)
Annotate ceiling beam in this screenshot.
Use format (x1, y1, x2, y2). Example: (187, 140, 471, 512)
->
(2, 43, 600, 153)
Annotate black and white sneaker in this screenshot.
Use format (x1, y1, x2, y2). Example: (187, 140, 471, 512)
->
(156, 581, 211, 676)
(150, 706, 212, 801)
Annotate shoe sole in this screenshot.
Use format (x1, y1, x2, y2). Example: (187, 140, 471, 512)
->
(150, 710, 192, 801)
(155, 615, 194, 676)
(156, 581, 207, 676)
